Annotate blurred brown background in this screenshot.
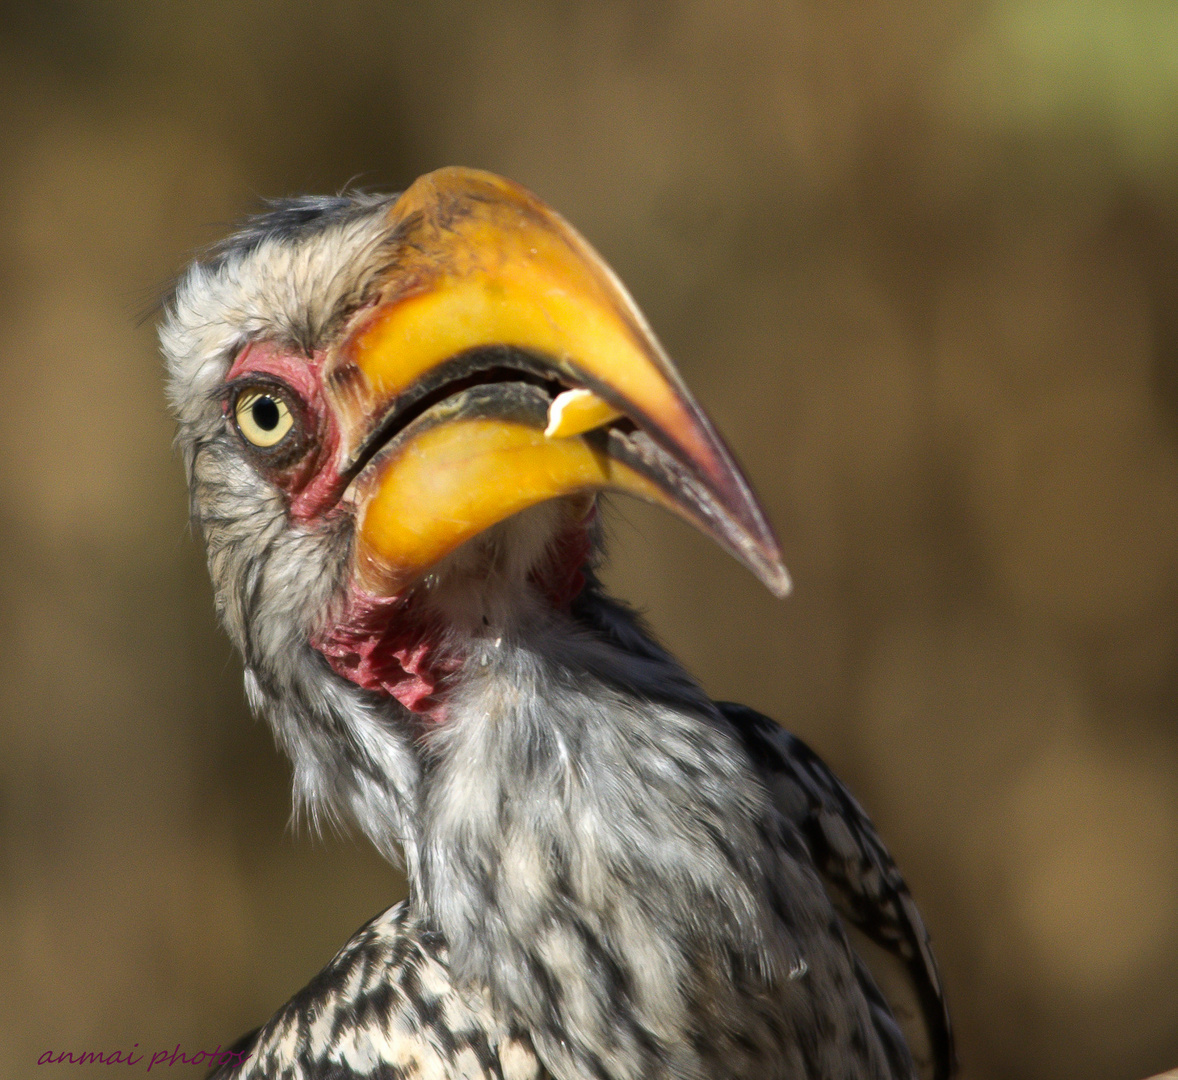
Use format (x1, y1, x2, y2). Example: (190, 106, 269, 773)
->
(0, 1, 1176, 1077)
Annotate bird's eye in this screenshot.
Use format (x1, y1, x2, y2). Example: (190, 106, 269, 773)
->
(235, 390, 295, 447)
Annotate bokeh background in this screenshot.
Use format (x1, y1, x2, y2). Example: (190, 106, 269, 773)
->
(0, 2, 1176, 1077)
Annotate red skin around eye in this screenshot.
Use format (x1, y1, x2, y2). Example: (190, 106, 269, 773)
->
(226, 342, 344, 521)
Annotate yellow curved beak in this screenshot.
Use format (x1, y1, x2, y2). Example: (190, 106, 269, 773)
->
(325, 167, 789, 598)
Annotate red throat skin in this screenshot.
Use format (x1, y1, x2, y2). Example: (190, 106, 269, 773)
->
(312, 514, 595, 721)
(311, 590, 458, 719)
(532, 517, 593, 609)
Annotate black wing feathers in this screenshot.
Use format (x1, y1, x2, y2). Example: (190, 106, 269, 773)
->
(718, 702, 955, 1080)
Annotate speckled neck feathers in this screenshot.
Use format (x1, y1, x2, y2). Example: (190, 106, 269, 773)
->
(234, 559, 899, 1079)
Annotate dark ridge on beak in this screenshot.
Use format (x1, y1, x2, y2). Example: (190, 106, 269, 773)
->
(341, 345, 578, 485)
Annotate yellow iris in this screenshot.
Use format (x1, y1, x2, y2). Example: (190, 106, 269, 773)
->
(235, 391, 293, 448)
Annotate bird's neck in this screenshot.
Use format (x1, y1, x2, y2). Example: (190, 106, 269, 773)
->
(255, 515, 798, 1076)
(404, 598, 793, 1078)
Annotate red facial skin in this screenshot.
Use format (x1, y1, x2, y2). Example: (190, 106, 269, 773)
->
(227, 342, 592, 721)
(226, 342, 344, 522)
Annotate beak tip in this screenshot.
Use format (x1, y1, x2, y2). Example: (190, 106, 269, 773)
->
(762, 562, 792, 599)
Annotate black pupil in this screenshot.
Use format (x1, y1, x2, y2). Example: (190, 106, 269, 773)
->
(251, 396, 280, 431)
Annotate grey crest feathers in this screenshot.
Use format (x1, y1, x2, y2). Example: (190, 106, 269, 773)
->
(163, 193, 951, 1080)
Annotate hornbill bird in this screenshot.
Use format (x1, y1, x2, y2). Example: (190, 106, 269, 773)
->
(162, 167, 952, 1080)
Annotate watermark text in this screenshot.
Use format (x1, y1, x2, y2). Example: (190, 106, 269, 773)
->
(37, 1044, 252, 1071)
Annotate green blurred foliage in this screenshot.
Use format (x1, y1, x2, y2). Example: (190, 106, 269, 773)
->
(955, 1, 1178, 172)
